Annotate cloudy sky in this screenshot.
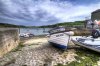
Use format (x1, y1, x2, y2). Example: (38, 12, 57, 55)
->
(0, 0, 100, 26)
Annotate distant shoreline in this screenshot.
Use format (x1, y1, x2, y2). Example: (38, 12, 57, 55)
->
(0, 20, 85, 28)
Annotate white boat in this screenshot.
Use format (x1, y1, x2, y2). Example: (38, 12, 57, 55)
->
(19, 33, 34, 37)
(72, 36, 100, 53)
(48, 27, 74, 49)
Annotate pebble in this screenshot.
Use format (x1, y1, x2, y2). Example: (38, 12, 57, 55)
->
(0, 42, 76, 66)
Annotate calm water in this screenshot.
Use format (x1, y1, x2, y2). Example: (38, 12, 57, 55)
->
(19, 28, 51, 36)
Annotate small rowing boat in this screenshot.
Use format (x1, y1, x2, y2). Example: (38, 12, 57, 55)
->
(72, 36, 100, 53)
(48, 26, 74, 49)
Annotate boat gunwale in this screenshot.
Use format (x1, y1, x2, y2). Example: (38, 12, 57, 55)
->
(72, 39, 100, 53)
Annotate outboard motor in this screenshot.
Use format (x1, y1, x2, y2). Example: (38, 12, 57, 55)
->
(91, 29, 100, 38)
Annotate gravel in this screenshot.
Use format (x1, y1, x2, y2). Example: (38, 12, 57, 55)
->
(0, 38, 76, 66)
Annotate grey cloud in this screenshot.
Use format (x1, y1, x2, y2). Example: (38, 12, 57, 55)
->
(0, 0, 100, 26)
(0, 0, 61, 26)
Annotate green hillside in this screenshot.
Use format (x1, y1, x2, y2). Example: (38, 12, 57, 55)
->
(0, 23, 26, 28)
(39, 21, 85, 28)
(0, 20, 85, 28)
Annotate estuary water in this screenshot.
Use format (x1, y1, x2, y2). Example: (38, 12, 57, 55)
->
(19, 28, 51, 36)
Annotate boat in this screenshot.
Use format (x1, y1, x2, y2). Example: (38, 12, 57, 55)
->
(71, 19, 100, 52)
(19, 33, 34, 37)
(71, 28, 100, 52)
(71, 20, 100, 52)
(71, 36, 100, 53)
(48, 26, 74, 49)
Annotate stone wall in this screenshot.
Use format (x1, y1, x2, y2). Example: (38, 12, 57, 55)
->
(0, 28, 19, 57)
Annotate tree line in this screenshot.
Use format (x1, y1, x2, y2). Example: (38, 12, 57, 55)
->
(39, 21, 85, 28)
(0, 20, 85, 28)
(0, 23, 26, 28)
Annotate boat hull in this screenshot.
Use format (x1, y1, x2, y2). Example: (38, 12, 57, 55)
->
(48, 32, 70, 49)
(49, 41, 67, 49)
(72, 36, 100, 53)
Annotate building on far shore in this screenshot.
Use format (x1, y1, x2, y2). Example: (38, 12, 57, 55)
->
(91, 9, 100, 21)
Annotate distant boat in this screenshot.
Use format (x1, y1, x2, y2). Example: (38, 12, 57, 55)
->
(19, 33, 34, 37)
(48, 26, 74, 49)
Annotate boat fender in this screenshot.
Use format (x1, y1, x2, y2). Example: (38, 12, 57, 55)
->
(65, 31, 74, 36)
(91, 29, 100, 38)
